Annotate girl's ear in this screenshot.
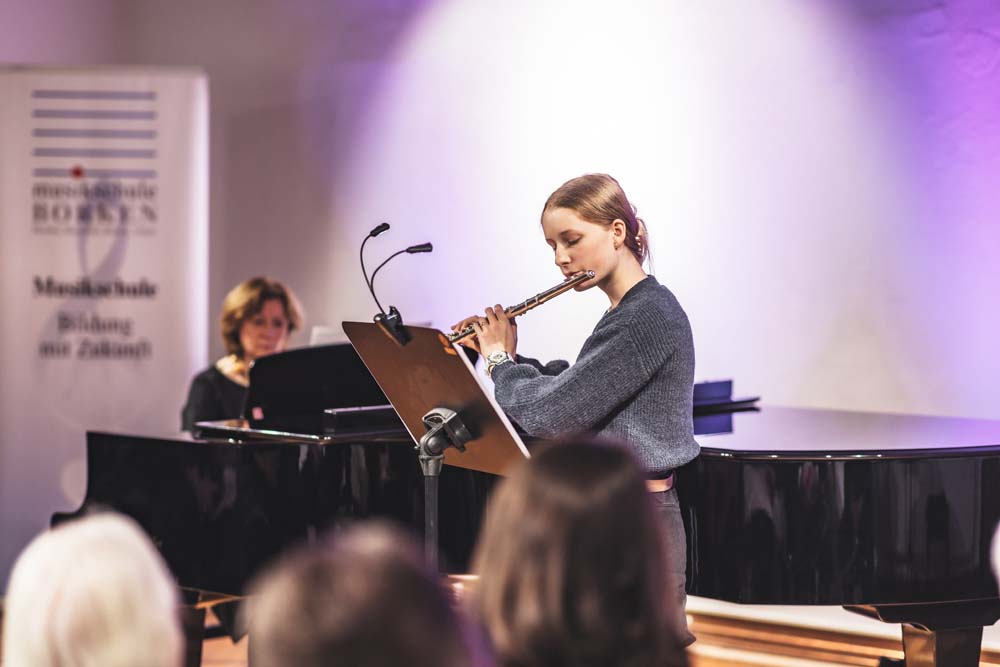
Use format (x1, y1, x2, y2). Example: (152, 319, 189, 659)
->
(611, 218, 627, 246)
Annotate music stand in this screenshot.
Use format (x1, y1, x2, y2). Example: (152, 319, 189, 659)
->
(343, 321, 529, 567)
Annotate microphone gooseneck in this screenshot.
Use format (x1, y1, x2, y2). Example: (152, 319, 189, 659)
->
(360, 222, 392, 313)
(368, 250, 406, 314)
(368, 241, 434, 310)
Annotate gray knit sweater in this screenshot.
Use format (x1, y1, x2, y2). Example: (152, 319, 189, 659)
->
(491, 276, 700, 475)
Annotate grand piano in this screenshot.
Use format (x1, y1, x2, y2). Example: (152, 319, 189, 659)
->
(53, 343, 499, 665)
(680, 406, 1000, 666)
(54, 344, 1000, 667)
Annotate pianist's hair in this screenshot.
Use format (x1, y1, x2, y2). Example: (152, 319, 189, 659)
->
(473, 439, 687, 667)
(1, 512, 183, 667)
(542, 173, 650, 266)
(220, 276, 304, 357)
(250, 522, 485, 667)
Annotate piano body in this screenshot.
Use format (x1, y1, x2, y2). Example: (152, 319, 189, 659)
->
(55, 344, 498, 591)
(52, 344, 1000, 666)
(52, 344, 497, 665)
(63, 429, 493, 593)
(680, 406, 1000, 666)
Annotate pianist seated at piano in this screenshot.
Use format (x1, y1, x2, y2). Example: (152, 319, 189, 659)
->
(181, 276, 303, 430)
(2, 512, 183, 667)
(250, 522, 485, 667)
(472, 439, 688, 667)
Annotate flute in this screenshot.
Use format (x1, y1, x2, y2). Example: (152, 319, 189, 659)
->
(447, 270, 595, 344)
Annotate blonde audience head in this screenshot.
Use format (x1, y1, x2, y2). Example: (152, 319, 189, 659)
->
(473, 439, 688, 667)
(250, 522, 481, 667)
(1, 512, 182, 667)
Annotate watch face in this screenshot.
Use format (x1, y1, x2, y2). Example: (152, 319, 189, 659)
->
(488, 351, 509, 363)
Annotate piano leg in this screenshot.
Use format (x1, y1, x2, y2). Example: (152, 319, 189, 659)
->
(900, 624, 982, 667)
(845, 602, 1000, 667)
(180, 606, 207, 667)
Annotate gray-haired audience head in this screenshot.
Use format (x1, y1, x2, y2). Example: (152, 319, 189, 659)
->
(250, 522, 480, 667)
(473, 438, 688, 667)
(1, 512, 183, 667)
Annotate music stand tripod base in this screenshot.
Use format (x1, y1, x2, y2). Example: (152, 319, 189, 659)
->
(418, 408, 471, 567)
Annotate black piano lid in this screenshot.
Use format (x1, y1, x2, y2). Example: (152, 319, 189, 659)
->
(695, 405, 1000, 460)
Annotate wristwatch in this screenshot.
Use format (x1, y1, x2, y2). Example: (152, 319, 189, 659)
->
(485, 350, 514, 378)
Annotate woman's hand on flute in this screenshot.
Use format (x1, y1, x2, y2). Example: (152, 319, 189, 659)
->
(451, 305, 517, 358)
(475, 304, 517, 358)
(451, 314, 484, 353)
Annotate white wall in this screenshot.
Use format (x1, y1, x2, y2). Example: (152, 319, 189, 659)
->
(11, 0, 989, 420)
(116, 0, 432, 373)
(2, 0, 1000, 590)
(0, 0, 131, 592)
(118, 0, 1000, 420)
(335, 0, 1000, 419)
(0, 0, 125, 63)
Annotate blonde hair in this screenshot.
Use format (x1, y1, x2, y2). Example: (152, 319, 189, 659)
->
(1, 513, 182, 667)
(543, 173, 649, 265)
(219, 276, 303, 357)
(473, 439, 686, 667)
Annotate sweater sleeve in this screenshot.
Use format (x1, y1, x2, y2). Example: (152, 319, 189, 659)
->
(514, 354, 569, 376)
(491, 317, 672, 437)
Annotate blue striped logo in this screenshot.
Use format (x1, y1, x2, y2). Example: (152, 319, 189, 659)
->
(31, 88, 159, 235)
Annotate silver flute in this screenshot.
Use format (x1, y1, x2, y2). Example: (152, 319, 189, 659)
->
(447, 270, 595, 344)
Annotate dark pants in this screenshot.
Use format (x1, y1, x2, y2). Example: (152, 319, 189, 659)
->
(650, 487, 696, 647)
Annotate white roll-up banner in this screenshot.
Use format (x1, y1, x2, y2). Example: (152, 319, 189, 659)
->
(0, 66, 209, 589)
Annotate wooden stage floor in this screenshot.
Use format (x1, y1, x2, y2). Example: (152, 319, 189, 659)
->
(199, 610, 1000, 667)
(3, 606, 999, 666)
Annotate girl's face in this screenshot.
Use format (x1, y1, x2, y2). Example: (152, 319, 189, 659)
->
(541, 207, 624, 289)
(238, 298, 290, 361)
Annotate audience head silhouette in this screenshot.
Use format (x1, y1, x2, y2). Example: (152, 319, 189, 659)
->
(2, 512, 182, 667)
(473, 438, 688, 667)
(250, 521, 482, 667)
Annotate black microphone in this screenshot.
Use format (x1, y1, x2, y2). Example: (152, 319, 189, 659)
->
(368, 241, 433, 346)
(358, 223, 433, 345)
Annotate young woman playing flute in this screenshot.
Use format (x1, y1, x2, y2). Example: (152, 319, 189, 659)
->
(453, 173, 699, 646)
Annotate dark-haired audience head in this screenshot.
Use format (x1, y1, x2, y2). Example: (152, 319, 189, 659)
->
(219, 276, 303, 362)
(473, 439, 687, 667)
(250, 522, 481, 667)
(1, 512, 183, 667)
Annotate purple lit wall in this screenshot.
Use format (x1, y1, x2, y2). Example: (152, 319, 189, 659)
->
(327, 0, 1000, 418)
(2, 0, 1000, 591)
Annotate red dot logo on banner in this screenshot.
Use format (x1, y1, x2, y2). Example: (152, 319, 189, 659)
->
(71, 165, 85, 179)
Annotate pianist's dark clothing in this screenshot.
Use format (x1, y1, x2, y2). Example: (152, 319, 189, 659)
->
(181, 366, 246, 431)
